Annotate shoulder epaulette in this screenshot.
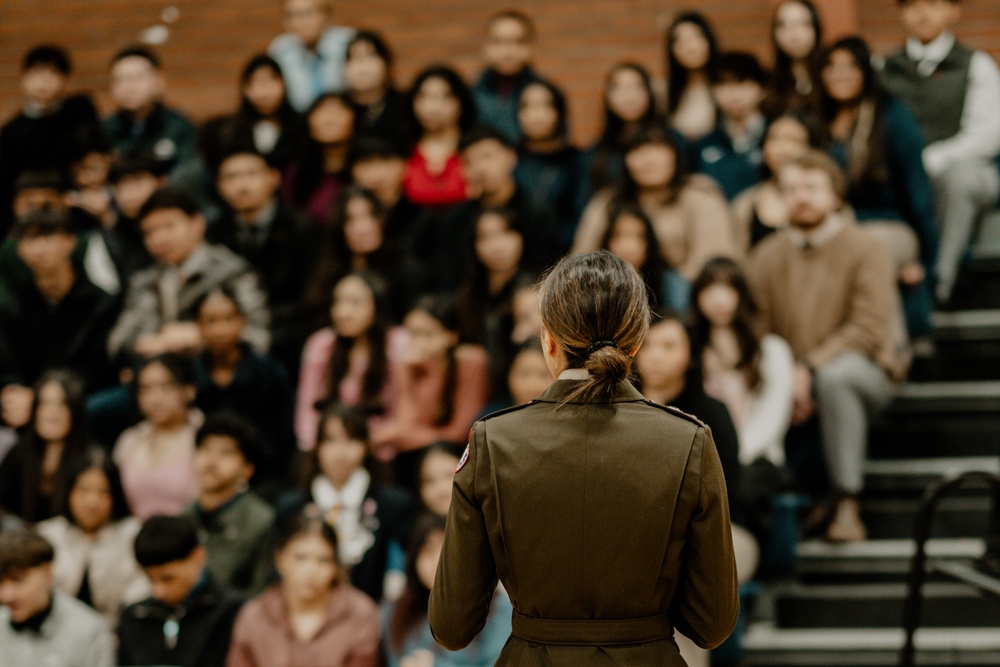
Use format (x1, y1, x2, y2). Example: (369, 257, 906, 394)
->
(641, 399, 707, 428)
(478, 400, 538, 422)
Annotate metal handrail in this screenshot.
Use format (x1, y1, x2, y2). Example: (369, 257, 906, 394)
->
(899, 470, 1000, 667)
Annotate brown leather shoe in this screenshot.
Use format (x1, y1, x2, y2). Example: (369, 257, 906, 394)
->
(826, 496, 868, 543)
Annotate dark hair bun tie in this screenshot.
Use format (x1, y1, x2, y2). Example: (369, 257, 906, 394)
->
(587, 340, 618, 356)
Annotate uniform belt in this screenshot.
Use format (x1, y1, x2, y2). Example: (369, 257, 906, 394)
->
(511, 609, 674, 646)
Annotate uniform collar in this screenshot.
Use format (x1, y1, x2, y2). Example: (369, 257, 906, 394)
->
(534, 378, 646, 404)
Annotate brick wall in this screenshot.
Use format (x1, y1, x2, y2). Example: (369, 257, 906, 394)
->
(1, 0, 998, 145)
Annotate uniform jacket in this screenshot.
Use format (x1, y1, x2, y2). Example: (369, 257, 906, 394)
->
(429, 378, 739, 666)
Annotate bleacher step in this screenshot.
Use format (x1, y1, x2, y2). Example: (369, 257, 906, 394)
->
(742, 623, 1000, 666)
(774, 581, 1000, 628)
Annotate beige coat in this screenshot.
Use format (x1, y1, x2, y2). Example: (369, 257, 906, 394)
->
(36, 515, 150, 626)
(572, 177, 736, 280)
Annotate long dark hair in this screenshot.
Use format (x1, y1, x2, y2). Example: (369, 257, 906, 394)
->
(590, 63, 661, 192)
(768, 0, 824, 114)
(517, 79, 570, 145)
(761, 111, 828, 179)
(290, 92, 356, 207)
(601, 199, 668, 309)
(238, 54, 298, 125)
(456, 207, 530, 344)
(407, 295, 461, 426)
(16, 370, 90, 522)
(818, 36, 890, 192)
(298, 403, 372, 492)
(325, 271, 392, 416)
(405, 64, 477, 147)
(54, 448, 131, 527)
(665, 11, 720, 115)
(345, 30, 395, 89)
(690, 257, 764, 391)
(618, 123, 687, 204)
(388, 513, 447, 652)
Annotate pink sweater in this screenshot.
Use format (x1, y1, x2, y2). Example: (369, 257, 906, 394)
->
(372, 344, 490, 452)
(295, 327, 408, 450)
(226, 583, 379, 667)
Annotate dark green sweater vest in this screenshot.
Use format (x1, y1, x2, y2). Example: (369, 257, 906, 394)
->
(881, 41, 974, 145)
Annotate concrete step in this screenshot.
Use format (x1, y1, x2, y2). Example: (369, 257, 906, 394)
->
(890, 381, 1000, 413)
(774, 581, 1000, 628)
(864, 457, 1000, 492)
(742, 623, 1000, 666)
(932, 309, 1000, 341)
(860, 496, 992, 540)
(795, 538, 986, 583)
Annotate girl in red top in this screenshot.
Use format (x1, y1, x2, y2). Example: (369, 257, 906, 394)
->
(402, 65, 476, 208)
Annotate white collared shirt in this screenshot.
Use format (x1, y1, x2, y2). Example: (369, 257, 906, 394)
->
(558, 368, 591, 380)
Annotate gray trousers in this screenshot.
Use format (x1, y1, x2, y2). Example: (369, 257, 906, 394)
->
(932, 159, 1000, 302)
(815, 352, 896, 494)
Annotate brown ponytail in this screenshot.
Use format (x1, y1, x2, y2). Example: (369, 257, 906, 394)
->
(539, 251, 651, 402)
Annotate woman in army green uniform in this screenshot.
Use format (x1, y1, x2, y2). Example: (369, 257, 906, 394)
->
(429, 251, 738, 665)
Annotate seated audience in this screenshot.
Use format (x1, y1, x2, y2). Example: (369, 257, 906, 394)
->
(371, 296, 490, 467)
(95, 150, 162, 285)
(601, 200, 672, 308)
(296, 271, 407, 450)
(0, 527, 114, 667)
(350, 137, 427, 255)
(107, 186, 270, 363)
(730, 112, 826, 255)
(697, 52, 769, 201)
(691, 258, 795, 469)
(280, 92, 356, 226)
(746, 151, 908, 542)
(36, 449, 149, 626)
(433, 126, 557, 291)
(402, 65, 476, 208)
(415, 442, 463, 517)
(585, 63, 662, 195)
(268, 0, 355, 112)
(665, 12, 720, 143)
(281, 405, 414, 602)
(456, 207, 537, 390)
(0, 370, 90, 523)
(820, 36, 938, 338)
(211, 146, 320, 370)
(118, 515, 244, 667)
(509, 284, 543, 346)
(306, 186, 426, 326)
(344, 31, 409, 152)
(0, 44, 102, 235)
(515, 79, 587, 251)
(200, 54, 302, 175)
(574, 123, 736, 310)
(226, 511, 380, 667)
(634, 314, 758, 667)
(880, 0, 1000, 305)
(0, 209, 118, 405)
(384, 514, 512, 667)
(764, 0, 824, 117)
(113, 354, 201, 519)
(102, 45, 196, 176)
(187, 413, 274, 596)
(472, 10, 541, 144)
(193, 289, 296, 481)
